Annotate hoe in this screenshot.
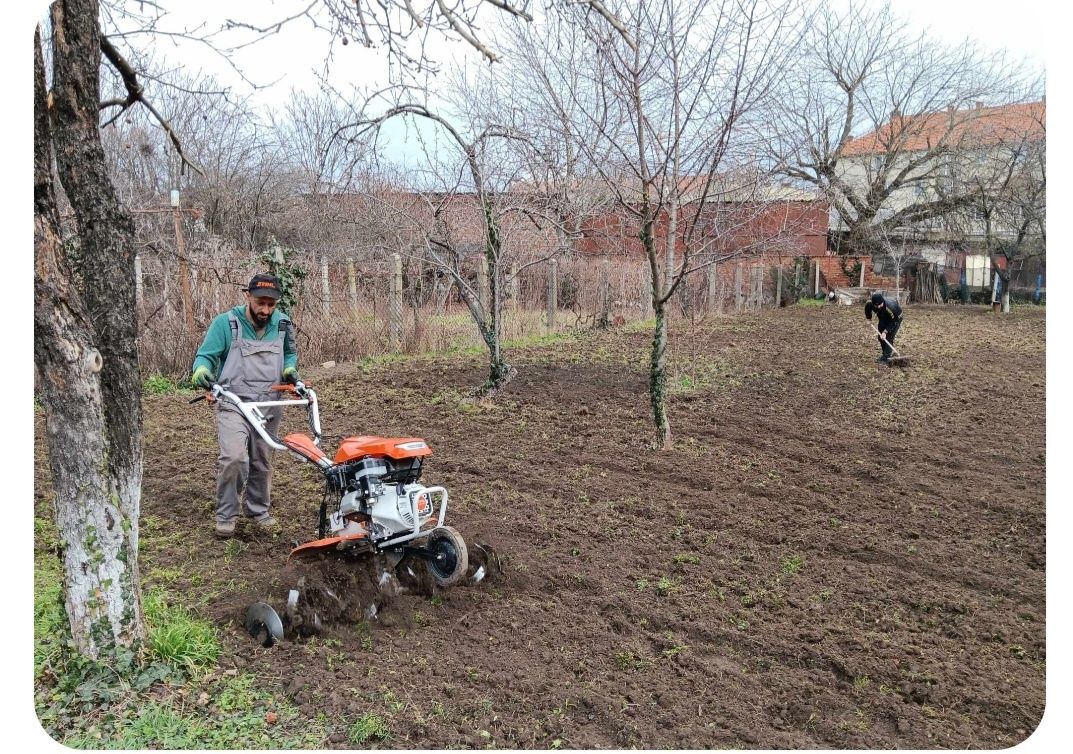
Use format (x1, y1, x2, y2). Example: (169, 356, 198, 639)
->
(868, 322, 912, 367)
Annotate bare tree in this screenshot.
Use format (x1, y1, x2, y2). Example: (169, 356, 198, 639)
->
(941, 99, 1045, 312)
(311, 0, 635, 69)
(338, 98, 544, 394)
(767, 0, 1031, 257)
(490, 15, 620, 317)
(540, 0, 801, 449)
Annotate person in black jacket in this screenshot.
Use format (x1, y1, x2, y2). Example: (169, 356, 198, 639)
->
(864, 292, 903, 362)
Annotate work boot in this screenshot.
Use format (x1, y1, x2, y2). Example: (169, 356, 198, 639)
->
(215, 519, 237, 538)
(253, 515, 279, 534)
(875, 356, 888, 363)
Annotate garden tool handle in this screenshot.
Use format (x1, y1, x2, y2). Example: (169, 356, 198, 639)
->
(189, 384, 221, 404)
(868, 321, 901, 357)
(271, 382, 311, 393)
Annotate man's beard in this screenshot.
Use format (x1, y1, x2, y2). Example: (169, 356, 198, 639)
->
(250, 310, 270, 328)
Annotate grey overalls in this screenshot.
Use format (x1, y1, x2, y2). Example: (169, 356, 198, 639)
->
(214, 313, 289, 524)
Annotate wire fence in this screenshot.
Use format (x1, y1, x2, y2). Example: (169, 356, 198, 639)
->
(135, 240, 835, 376)
(132, 218, 1045, 376)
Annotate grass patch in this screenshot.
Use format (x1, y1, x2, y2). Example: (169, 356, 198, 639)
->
(34, 544, 67, 679)
(348, 712, 390, 744)
(624, 317, 657, 333)
(795, 297, 828, 307)
(668, 356, 739, 394)
(60, 675, 330, 749)
(142, 374, 193, 395)
(503, 331, 577, 350)
(357, 352, 410, 370)
(143, 590, 220, 673)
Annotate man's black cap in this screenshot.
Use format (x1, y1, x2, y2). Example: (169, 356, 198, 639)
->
(245, 273, 282, 300)
(870, 292, 884, 306)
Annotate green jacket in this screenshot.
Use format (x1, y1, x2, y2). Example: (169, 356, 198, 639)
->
(192, 306, 298, 379)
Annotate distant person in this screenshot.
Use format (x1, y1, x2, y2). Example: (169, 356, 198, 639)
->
(864, 292, 903, 363)
(190, 273, 299, 538)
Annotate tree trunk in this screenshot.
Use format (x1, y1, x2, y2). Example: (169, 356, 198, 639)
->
(650, 300, 671, 450)
(477, 200, 515, 396)
(35, 5, 145, 660)
(641, 215, 671, 450)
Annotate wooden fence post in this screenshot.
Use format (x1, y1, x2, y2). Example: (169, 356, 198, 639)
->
(320, 255, 331, 316)
(734, 262, 743, 313)
(547, 259, 558, 333)
(858, 259, 865, 288)
(814, 259, 821, 296)
(390, 253, 403, 350)
(347, 259, 358, 311)
(510, 261, 519, 337)
(775, 265, 783, 308)
(640, 265, 652, 318)
(134, 254, 143, 313)
(707, 263, 718, 314)
(600, 257, 611, 326)
(479, 254, 490, 313)
(171, 203, 195, 337)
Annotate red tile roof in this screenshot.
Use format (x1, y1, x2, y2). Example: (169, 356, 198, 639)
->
(841, 100, 1045, 157)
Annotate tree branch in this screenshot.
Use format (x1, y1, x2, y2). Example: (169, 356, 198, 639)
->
(98, 34, 204, 176)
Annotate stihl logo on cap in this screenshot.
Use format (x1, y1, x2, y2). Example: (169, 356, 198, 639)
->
(255, 281, 277, 289)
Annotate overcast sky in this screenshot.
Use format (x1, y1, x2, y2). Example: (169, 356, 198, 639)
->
(63, 0, 1045, 179)
(114, 0, 1047, 109)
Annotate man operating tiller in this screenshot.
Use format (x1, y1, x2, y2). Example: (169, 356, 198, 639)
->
(191, 273, 299, 538)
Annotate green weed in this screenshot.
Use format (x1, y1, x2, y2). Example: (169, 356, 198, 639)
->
(781, 554, 804, 576)
(223, 539, 247, 562)
(217, 673, 257, 713)
(614, 650, 642, 670)
(655, 576, 678, 596)
(142, 374, 189, 395)
(143, 590, 220, 673)
(348, 713, 390, 744)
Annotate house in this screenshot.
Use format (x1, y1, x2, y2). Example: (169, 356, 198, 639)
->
(833, 99, 1046, 292)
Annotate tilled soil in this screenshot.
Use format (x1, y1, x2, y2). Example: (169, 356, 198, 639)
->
(38, 304, 1046, 748)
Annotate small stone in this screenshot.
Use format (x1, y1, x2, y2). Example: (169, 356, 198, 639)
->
(322, 360, 337, 368)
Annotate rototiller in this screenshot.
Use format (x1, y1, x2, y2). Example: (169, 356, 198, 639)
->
(195, 380, 469, 645)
